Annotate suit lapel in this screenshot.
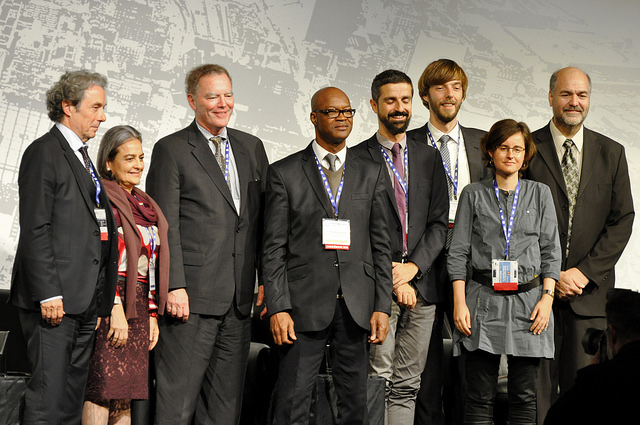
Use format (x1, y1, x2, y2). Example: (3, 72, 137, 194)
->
(577, 128, 599, 199)
(536, 126, 568, 198)
(188, 123, 236, 213)
(53, 128, 98, 222)
(229, 132, 251, 217)
(461, 126, 485, 182)
(301, 144, 335, 218)
(366, 136, 400, 223)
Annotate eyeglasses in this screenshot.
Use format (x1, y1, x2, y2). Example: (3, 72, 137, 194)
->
(313, 108, 356, 118)
(496, 146, 525, 155)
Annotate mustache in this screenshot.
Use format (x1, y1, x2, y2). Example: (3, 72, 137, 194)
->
(564, 107, 583, 112)
(388, 111, 409, 118)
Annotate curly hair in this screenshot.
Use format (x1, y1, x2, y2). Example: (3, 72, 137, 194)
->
(45, 70, 107, 122)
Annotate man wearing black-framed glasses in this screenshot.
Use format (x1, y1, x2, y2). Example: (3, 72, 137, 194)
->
(263, 86, 392, 425)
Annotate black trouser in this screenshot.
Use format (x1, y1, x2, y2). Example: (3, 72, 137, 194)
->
(464, 349, 540, 425)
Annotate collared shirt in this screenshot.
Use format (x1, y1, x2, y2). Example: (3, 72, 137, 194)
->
(312, 139, 347, 170)
(550, 120, 584, 172)
(428, 121, 471, 196)
(196, 121, 241, 212)
(56, 122, 91, 169)
(376, 132, 408, 187)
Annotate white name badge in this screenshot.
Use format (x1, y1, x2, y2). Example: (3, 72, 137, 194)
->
(322, 218, 350, 250)
(448, 200, 458, 228)
(492, 259, 518, 291)
(148, 258, 156, 291)
(95, 208, 109, 241)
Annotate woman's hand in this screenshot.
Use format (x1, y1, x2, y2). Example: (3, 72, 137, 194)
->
(149, 316, 159, 350)
(453, 301, 472, 336)
(452, 279, 471, 336)
(107, 304, 128, 348)
(530, 295, 553, 335)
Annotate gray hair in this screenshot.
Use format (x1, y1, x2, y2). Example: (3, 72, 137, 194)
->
(46, 70, 108, 122)
(97, 125, 143, 181)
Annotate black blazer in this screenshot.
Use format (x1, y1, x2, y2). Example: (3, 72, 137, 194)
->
(146, 120, 269, 317)
(406, 123, 490, 300)
(262, 144, 393, 332)
(525, 123, 634, 316)
(10, 126, 118, 317)
(351, 133, 448, 303)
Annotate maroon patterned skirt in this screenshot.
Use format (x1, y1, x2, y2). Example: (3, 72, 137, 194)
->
(85, 280, 150, 400)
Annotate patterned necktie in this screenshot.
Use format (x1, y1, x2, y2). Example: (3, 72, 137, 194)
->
(210, 136, 226, 174)
(561, 139, 580, 254)
(438, 135, 454, 248)
(325, 153, 338, 172)
(79, 145, 92, 174)
(438, 135, 454, 200)
(391, 143, 408, 253)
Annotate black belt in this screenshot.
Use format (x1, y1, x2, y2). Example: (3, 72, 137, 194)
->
(471, 270, 541, 294)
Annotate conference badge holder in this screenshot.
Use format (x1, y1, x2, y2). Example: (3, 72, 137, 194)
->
(492, 259, 518, 291)
(323, 218, 350, 250)
(95, 208, 109, 241)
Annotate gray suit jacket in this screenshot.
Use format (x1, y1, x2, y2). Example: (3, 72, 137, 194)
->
(351, 133, 449, 303)
(525, 123, 634, 316)
(146, 120, 269, 316)
(262, 144, 392, 332)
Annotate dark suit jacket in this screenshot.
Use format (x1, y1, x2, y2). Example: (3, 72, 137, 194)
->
(146, 120, 269, 317)
(262, 144, 393, 332)
(406, 123, 490, 300)
(351, 133, 449, 303)
(525, 124, 634, 316)
(10, 126, 118, 317)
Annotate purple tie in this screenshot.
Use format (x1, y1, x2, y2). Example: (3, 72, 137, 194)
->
(392, 143, 407, 253)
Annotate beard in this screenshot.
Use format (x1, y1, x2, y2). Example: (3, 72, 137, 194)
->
(430, 101, 461, 125)
(380, 112, 411, 135)
(556, 108, 587, 128)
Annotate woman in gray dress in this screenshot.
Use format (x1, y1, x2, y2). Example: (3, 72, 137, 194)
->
(448, 119, 561, 424)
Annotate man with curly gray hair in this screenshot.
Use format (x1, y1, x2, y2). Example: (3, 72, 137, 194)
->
(10, 70, 118, 424)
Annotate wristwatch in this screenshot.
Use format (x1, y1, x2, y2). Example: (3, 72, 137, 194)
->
(543, 289, 555, 298)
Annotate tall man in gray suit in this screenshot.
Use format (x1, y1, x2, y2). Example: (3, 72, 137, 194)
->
(263, 87, 392, 425)
(11, 70, 118, 424)
(527, 67, 634, 423)
(411, 59, 491, 425)
(352, 69, 449, 425)
(146, 64, 269, 425)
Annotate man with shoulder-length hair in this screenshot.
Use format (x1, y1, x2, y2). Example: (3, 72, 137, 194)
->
(11, 70, 118, 424)
(147, 64, 269, 425)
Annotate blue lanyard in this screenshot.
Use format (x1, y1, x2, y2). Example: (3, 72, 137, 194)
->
(493, 179, 520, 259)
(379, 144, 408, 195)
(88, 165, 102, 207)
(314, 153, 345, 218)
(427, 124, 461, 198)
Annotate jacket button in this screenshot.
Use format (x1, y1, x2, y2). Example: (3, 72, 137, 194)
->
(94, 230, 99, 236)
(334, 262, 339, 267)
(93, 259, 99, 265)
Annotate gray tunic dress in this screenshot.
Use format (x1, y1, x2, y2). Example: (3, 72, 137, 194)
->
(447, 179, 561, 358)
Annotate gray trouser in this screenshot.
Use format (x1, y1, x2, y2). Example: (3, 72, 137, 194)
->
(369, 294, 436, 425)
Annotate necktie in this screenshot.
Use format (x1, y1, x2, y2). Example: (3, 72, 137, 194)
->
(438, 135, 454, 248)
(561, 139, 580, 254)
(210, 136, 226, 174)
(325, 153, 338, 172)
(79, 145, 92, 174)
(391, 143, 408, 253)
(438, 135, 454, 199)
